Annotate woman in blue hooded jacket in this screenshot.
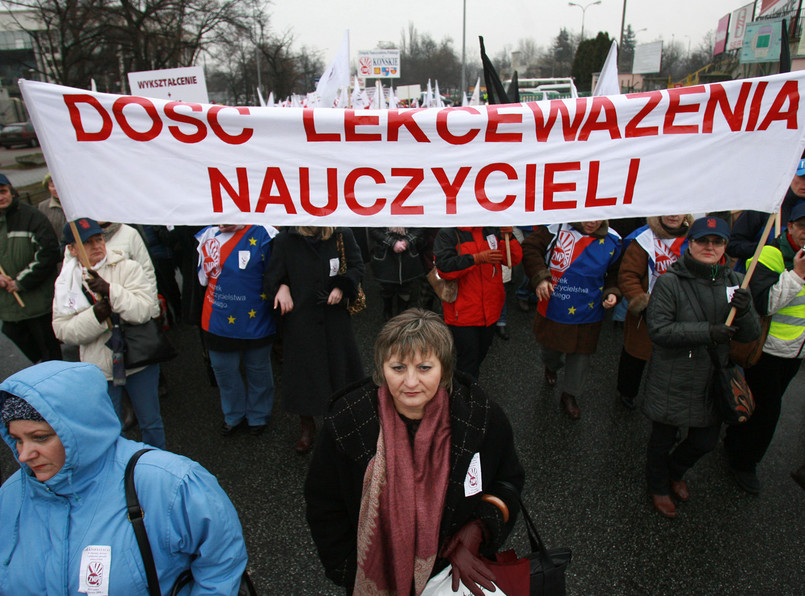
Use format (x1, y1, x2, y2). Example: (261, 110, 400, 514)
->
(0, 360, 247, 595)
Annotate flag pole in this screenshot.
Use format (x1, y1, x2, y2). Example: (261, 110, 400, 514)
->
(68, 221, 112, 329)
(0, 262, 24, 307)
(504, 233, 512, 268)
(726, 212, 776, 326)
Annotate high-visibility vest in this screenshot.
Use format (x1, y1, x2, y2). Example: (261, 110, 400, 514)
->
(757, 246, 805, 341)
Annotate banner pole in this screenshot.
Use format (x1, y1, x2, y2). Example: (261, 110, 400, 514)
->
(0, 263, 25, 307)
(504, 232, 512, 268)
(726, 212, 777, 327)
(68, 221, 112, 329)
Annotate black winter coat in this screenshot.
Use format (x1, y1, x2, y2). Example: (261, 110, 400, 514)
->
(304, 372, 525, 590)
(265, 228, 365, 416)
(642, 252, 761, 427)
(369, 227, 425, 284)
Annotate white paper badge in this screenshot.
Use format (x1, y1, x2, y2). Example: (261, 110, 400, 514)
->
(329, 258, 340, 277)
(238, 250, 250, 269)
(726, 285, 738, 302)
(78, 545, 111, 595)
(464, 452, 482, 497)
(486, 234, 498, 250)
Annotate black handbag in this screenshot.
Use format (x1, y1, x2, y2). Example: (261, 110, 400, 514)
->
(120, 318, 177, 369)
(125, 449, 256, 596)
(490, 482, 572, 596)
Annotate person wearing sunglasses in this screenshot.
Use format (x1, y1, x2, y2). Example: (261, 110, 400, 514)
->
(642, 217, 760, 518)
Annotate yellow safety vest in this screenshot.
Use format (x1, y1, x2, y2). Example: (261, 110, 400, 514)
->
(757, 246, 805, 341)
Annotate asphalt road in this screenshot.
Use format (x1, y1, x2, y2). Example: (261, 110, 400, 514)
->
(1, 272, 803, 594)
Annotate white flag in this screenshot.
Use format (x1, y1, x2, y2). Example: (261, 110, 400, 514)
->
(267, 91, 275, 107)
(351, 76, 364, 108)
(257, 87, 266, 107)
(425, 79, 433, 108)
(469, 77, 481, 106)
(434, 80, 444, 107)
(315, 30, 350, 108)
(375, 81, 386, 109)
(388, 86, 398, 108)
(593, 41, 620, 97)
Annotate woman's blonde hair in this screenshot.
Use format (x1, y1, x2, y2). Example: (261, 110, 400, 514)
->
(296, 226, 335, 241)
(373, 308, 455, 391)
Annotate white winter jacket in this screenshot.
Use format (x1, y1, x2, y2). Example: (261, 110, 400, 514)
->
(52, 249, 160, 379)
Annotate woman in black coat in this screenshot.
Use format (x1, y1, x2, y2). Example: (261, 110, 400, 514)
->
(266, 226, 365, 453)
(643, 217, 760, 518)
(369, 227, 425, 320)
(305, 309, 524, 595)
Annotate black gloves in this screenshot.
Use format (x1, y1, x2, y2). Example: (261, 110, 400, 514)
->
(709, 324, 737, 344)
(93, 299, 112, 323)
(730, 288, 752, 316)
(87, 272, 110, 298)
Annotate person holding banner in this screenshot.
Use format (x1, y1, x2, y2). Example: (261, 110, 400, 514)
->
(196, 223, 278, 437)
(433, 226, 522, 380)
(266, 226, 364, 454)
(728, 153, 805, 273)
(522, 221, 622, 420)
(0, 173, 62, 364)
(369, 227, 425, 320)
(52, 218, 166, 449)
(643, 217, 759, 518)
(616, 215, 693, 410)
(725, 203, 805, 494)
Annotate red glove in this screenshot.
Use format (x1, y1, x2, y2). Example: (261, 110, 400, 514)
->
(473, 250, 503, 265)
(499, 227, 514, 235)
(441, 520, 496, 596)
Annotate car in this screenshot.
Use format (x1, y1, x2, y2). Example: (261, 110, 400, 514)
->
(0, 121, 38, 148)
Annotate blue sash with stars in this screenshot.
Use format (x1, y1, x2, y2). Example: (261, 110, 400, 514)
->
(541, 224, 622, 325)
(197, 225, 277, 339)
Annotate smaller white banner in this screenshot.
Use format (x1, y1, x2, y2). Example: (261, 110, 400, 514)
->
(127, 66, 208, 103)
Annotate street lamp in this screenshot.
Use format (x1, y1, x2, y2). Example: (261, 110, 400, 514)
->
(461, 0, 466, 97)
(569, 0, 602, 41)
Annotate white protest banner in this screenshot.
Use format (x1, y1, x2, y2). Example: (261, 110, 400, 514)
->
(20, 73, 805, 227)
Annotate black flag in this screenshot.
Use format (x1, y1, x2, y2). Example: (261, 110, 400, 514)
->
(479, 36, 510, 104)
(780, 18, 791, 73)
(507, 71, 521, 103)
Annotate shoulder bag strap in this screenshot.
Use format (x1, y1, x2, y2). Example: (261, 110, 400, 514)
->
(125, 448, 161, 596)
(675, 277, 724, 368)
(495, 481, 556, 571)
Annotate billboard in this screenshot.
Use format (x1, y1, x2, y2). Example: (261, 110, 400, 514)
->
(357, 50, 400, 79)
(715, 13, 730, 55)
(758, 0, 799, 19)
(727, 3, 755, 51)
(632, 41, 663, 74)
(127, 66, 208, 103)
(740, 20, 784, 63)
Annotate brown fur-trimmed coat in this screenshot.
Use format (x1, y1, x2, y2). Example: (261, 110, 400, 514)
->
(522, 222, 622, 354)
(618, 216, 693, 360)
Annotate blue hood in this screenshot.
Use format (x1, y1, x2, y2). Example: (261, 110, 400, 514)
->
(0, 361, 121, 494)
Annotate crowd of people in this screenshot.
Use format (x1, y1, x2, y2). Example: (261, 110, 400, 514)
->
(1, 157, 805, 592)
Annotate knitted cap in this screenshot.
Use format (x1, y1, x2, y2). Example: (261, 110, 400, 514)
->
(1, 394, 45, 425)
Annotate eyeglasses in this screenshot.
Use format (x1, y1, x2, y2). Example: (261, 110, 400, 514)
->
(692, 237, 727, 247)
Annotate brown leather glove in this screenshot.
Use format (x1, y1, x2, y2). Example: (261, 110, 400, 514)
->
(473, 250, 503, 265)
(87, 272, 110, 298)
(441, 520, 496, 596)
(93, 299, 112, 323)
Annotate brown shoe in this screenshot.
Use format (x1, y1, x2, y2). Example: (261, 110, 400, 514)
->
(670, 480, 689, 501)
(651, 494, 677, 518)
(295, 416, 315, 454)
(544, 367, 558, 387)
(560, 392, 580, 419)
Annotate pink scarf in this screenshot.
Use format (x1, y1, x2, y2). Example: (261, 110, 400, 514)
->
(354, 384, 451, 595)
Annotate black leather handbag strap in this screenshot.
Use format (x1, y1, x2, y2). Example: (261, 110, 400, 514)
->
(125, 448, 161, 596)
(496, 481, 557, 570)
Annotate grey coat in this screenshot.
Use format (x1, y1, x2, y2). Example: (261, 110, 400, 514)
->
(642, 252, 761, 427)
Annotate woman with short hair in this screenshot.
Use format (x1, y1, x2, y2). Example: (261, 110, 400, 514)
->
(305, 308, 524, 595)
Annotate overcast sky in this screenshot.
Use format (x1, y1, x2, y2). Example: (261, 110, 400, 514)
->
(268, 0, 753, 65)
